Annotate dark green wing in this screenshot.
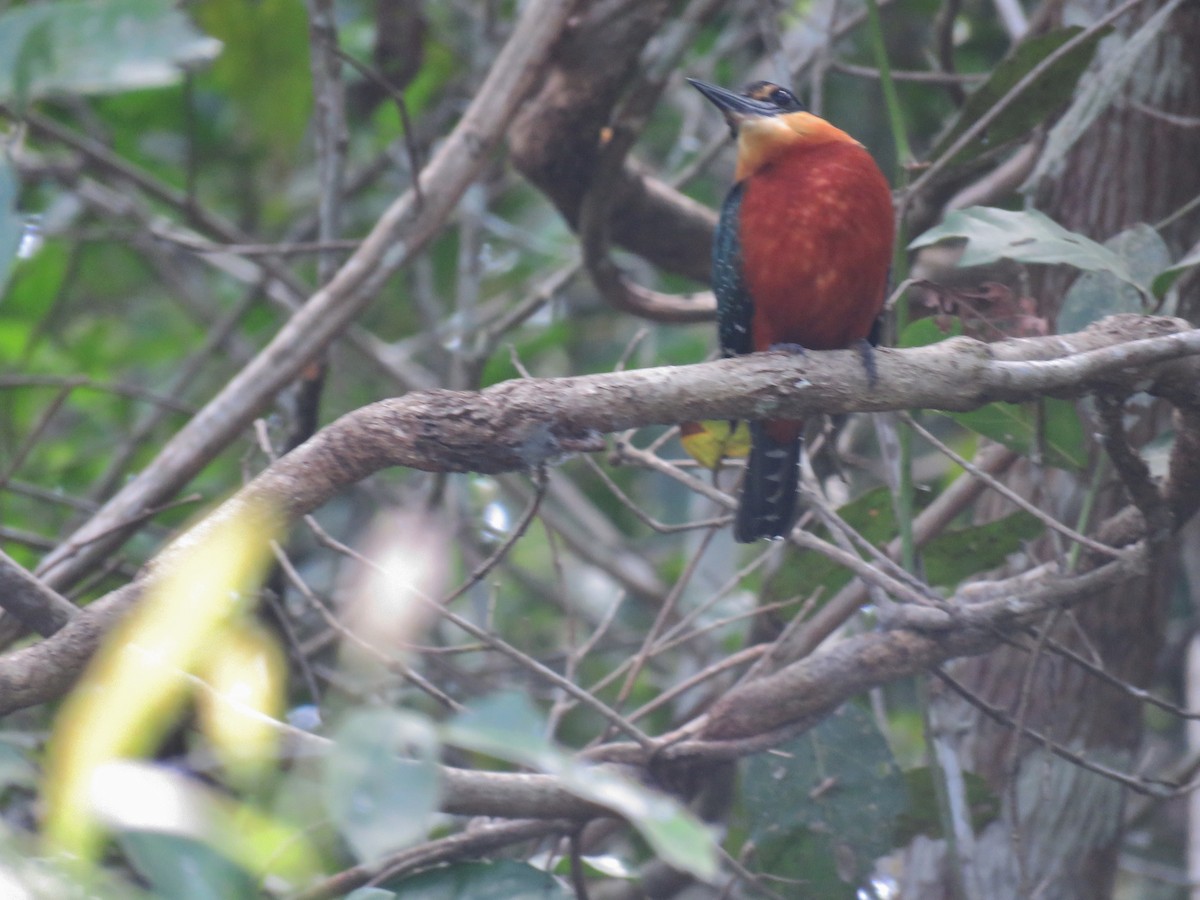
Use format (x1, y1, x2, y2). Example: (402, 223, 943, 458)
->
(713, 182, 753, 358)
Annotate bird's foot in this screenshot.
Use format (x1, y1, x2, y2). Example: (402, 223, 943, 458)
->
(769, 342, 807, 356)
(853, 338, 879, 388)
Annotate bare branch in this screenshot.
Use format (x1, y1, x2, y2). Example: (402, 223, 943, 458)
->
(508, 0, 718, 284)
(0, 551, 77, 636)
(699, 546, 1147, 741)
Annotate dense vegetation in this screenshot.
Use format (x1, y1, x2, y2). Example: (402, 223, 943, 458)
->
(1, 0, 1199, 897)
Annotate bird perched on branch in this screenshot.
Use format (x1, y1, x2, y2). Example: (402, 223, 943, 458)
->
(689, 79, 895, 542)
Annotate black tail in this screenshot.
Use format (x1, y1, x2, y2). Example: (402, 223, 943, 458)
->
(734, 423, 801, 543)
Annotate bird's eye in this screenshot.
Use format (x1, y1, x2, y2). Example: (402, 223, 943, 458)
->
(770, 87, 796, 108)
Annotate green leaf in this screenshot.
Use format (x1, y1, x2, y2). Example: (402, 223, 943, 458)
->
(739, 703, 908, 894)
(923, 511, 1044, 589)
(324, 709, 442, 864)
(0, 9, 53, 111)
(1024, 0, 1187, 191)
(1057, 224, 1169, 333)
(946, 397, 1086, 471)
(909, 207, 1146, 296)
(1152, 244, 1200, 300)
(443, 694, 719, 881)
(120, 831, 256, 900)
(194, 0, 312, 152)
(929, 26, 1108, 166)
(382, 860, 571, 899)
(0, 0, 221, 102)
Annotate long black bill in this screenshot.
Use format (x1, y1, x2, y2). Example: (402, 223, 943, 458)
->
(686, 78, 780, 132)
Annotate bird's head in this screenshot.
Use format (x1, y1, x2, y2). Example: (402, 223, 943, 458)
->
(687, 79, 860, 181)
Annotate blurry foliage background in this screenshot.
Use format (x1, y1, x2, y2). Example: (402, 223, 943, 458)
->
(0, 0, 1198, 897)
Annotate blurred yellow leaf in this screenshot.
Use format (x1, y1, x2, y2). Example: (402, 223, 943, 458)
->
(679, 420, 751, 471)
(43, 500, 282, 861)
(196, 621, 286, 785)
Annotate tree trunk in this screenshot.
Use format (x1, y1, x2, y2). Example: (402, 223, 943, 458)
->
(899, 0, 1200, 896)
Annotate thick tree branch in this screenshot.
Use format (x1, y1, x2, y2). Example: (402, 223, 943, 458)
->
(574, 0, 723, 322)
(2, 315, 1199, 720)
(1, 318, 1197, 865)
(508, 0, 717, 284)
(600, 546, 1149, 747)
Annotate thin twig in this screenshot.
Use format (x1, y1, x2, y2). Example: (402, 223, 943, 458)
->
(306, 482, 656, 750)
(830, 60, 987, 84)
(328, 46, 425, 209)
(609, 525, 720, 720)
(271, 538, 461, 711)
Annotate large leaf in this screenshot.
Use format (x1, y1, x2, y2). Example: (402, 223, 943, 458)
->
(946, 397, 1087, 471)
(1057, 224, 1170, 333)
(195, 621, 286, 786)
(929, 26, 1108, 167)
(443, 693, 718, 881)
(382, 860, 571, 899)
(909, 207, 1146, 296)
(0, 0, 220, 103)
(86, 761, 320, 889)
(739, 703, 908, 896)
(1024, 0, 1187, 190)
(120, 831, 256, 900)
(324, 709, 442, 864)
(679, 419, 751, 470)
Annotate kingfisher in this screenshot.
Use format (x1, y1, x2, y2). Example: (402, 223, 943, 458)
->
(689, 79, 895, 543)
